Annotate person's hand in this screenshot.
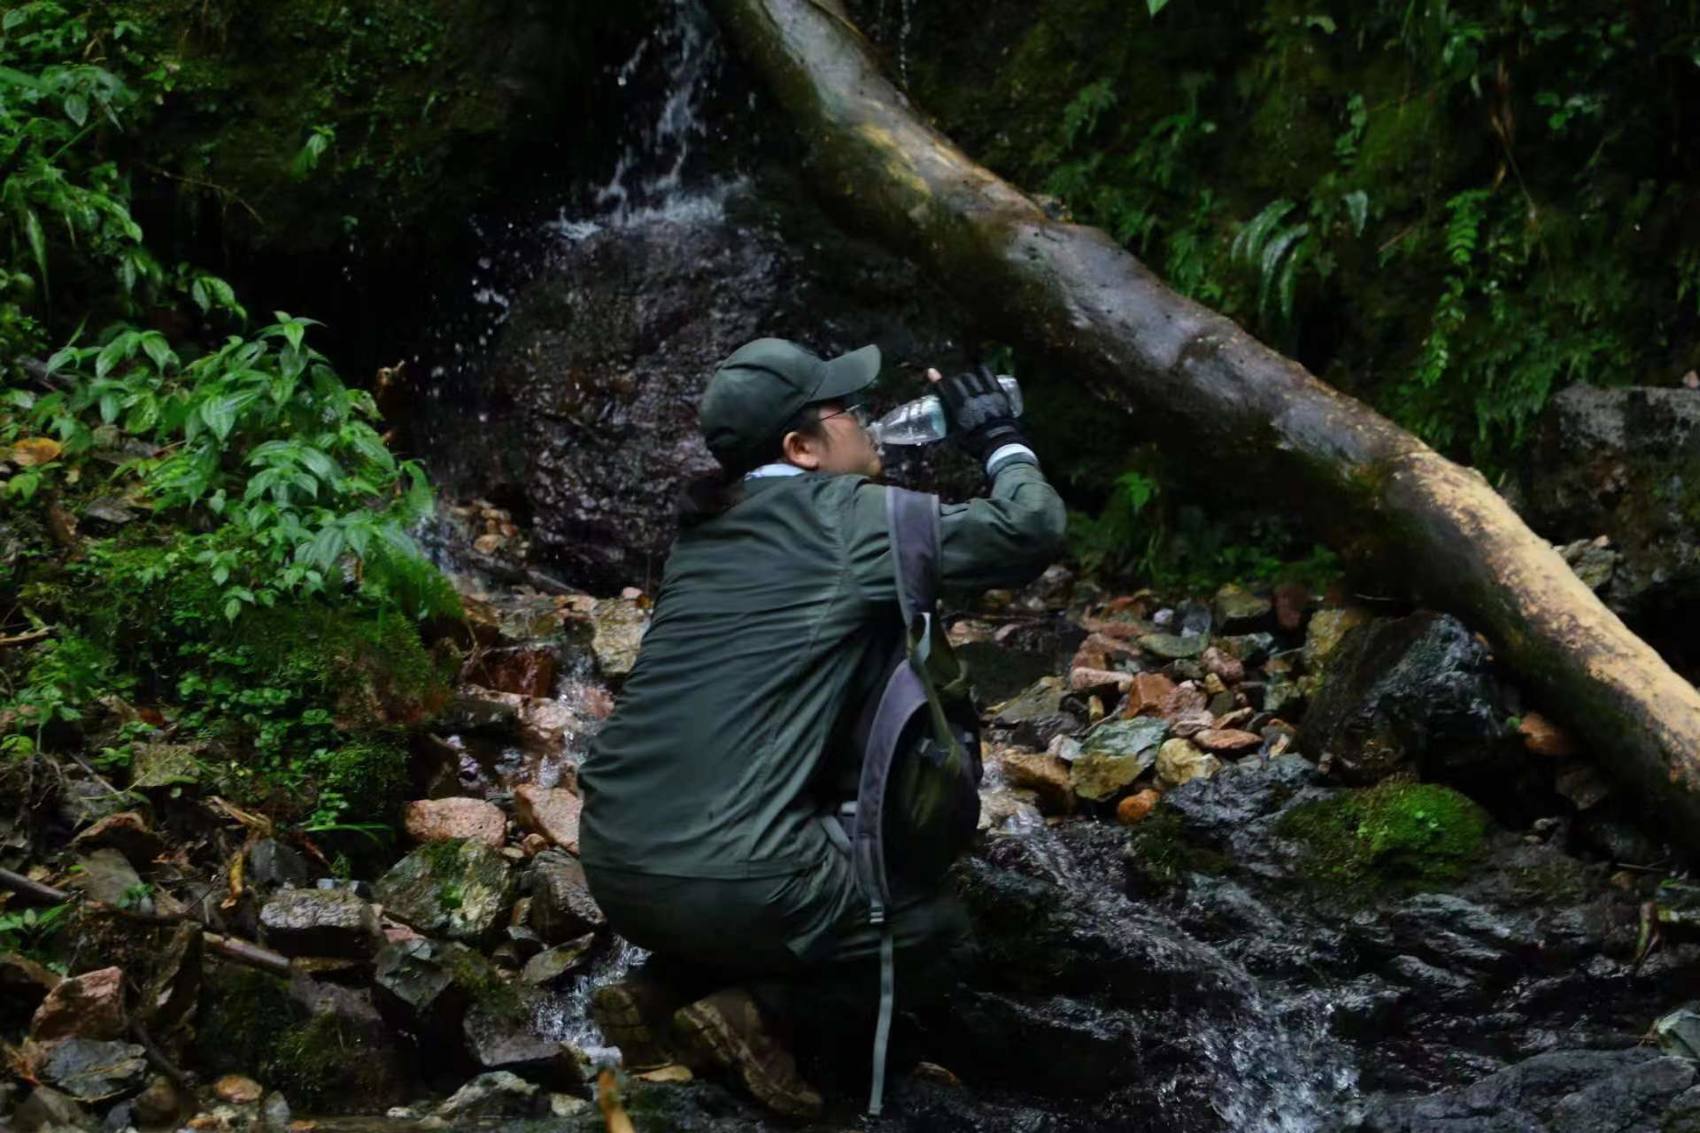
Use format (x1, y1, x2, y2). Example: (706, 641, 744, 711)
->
(935, 364, 1025, 463)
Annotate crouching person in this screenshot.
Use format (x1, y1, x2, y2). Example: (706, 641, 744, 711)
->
(578, 338, 1067, 1116)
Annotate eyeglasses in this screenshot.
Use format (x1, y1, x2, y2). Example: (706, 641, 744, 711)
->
(818, 403, 873, 430)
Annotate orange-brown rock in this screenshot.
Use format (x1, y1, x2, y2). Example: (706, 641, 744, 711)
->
(1194, 728, 1263, 754)
(999, 751, 1076, 816)
(403, 798, 506, 848)
(1125, 672, 1176, 717)
(32, 965, 125, 1042)
(1116, 789, 1162, 826)
(514, 785, 582, 853)
(1519, 712, 1578, 758)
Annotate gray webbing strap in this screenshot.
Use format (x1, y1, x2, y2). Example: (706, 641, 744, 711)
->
(868, 926, 895, 1115)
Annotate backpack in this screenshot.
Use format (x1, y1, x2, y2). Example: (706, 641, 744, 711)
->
(841, 485, 984, 1114)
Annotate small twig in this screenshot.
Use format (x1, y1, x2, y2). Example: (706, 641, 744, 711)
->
(131, 1018, 192, 1090)
(0, 866, 71, 905)
(0, 628, 51, 649)
(0, 868, 293, 977)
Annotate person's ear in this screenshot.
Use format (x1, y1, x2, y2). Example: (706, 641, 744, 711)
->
(781, 428, 821, 469)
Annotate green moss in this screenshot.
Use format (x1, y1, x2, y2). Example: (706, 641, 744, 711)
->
(267, 1009, 398, 1112)
(1279, 781, 1488, 889)
(193, 965, 301, 1077)
(1125, 809, 1231, 891)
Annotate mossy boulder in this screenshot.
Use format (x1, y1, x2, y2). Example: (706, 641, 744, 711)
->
(1278, 781, 1489, 889)
(375, 838, 518, 942)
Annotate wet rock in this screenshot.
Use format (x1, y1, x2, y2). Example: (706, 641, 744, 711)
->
(246, 840, 309, 890)
(1155, 738, 1221, 789)
(464, 645, 559, 699)
(978, 784, 1042, 832)
(1137, 632, 1207, 660)
(403, 797, 507, 848)
(67, 848, 145, 909)
(31, 966, 126, 1042)
(14, 1086, 90, 1132)
(1212, 583, 1272, 633)
(38, 1038, 148, 1103)
(435, 1071, 547, 1120)
(1301, 606, 1373, 674)
(68, 812, 163, 870)
(275, 975, 414, 1112)
(1116, 789, 1161, 826)
(1192, 728, 1261, 755)
(526, 849, 605, 943)
(1517, 711, 1577, 758)
(521, 933, 598, 985)
(259, 1091, 291, 1131)
(1, 954, 62, 1031)
(1556, 534, 1620, 592)
(1357, 1047, 1697, 1132)
(1124, 671, 1175, 717)
(589, 597, 648, 680)
(513, 784, 581, 852)
(258, 888, 382, 958)
(131, 1075, 183, 1127)
(375, 840, 518, 942)
(1299, 611, 1516, 787)
(372, 937, 495, 1044)
(212, 1075, 264, 1104)
(1656, 1004, 1700, 1061)
(1068, 666, 1132, 694)
(997, 751, 1075, 816)
(463, 996, 585, 1089)
(991, 677, 1081, 749)
(1069, 719, 1165, 802)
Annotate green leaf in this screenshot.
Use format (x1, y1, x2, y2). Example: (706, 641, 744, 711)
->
(63, 92, 88, 126)
(1148, 0, 1170, 14)
(1344, 190, 1369, 236)
(140, 332, 176, 373)
(22, 208, 47, 289)
(199, 395, 241, 442)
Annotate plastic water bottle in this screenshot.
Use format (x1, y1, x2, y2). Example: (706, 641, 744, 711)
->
(868, 374, 1023, 446)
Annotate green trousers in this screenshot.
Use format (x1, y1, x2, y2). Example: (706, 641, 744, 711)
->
(584, 837, 970, 1027)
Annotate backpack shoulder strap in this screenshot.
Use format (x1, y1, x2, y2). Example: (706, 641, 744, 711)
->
(883, 485, 941, 631)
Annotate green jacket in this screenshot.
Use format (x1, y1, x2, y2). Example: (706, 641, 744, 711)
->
(577, 457, 1067, 881)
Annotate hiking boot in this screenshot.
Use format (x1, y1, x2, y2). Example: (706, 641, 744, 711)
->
(671, 986, 824, 1119)
(591, 977, 680, 1071)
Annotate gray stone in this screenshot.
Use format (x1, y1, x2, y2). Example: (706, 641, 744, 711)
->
(14, 1085, 92, 1132)
(38, 1039, 149, 1103)
(991, 677, 1082, 750)
(259, 888, 381, 958)
(435, 1071, 547, 1120)
(375, 841, 517, 942)
(463, 998, 585, 1089)
(520, 934, 598, 985)
(526, 850, 605, 944)
(247, 839, 310, 889)
(1137, 633, 1207, 660)
(371, 937, 507, 1045)
(67, 849, 146, 910)
(1212, 583, 1273, 633)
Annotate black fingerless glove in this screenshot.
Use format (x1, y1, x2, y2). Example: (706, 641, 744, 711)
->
(938, 365, 1027, 464)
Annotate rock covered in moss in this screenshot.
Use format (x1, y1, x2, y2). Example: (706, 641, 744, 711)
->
(1278, 781, 1489, 887)
(375, 840, 517, 943)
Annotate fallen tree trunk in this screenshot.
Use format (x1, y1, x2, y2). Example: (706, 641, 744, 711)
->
(711, 0, 1700, 846)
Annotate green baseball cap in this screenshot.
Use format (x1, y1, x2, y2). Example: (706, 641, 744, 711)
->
(700, 337, 881, 470)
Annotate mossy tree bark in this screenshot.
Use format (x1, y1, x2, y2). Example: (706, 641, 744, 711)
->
(711, 0, 1700, 847)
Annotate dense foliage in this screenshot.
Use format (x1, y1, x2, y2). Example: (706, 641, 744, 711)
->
(871, 0, 1700, 577)
(1, 2, 458, 830)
